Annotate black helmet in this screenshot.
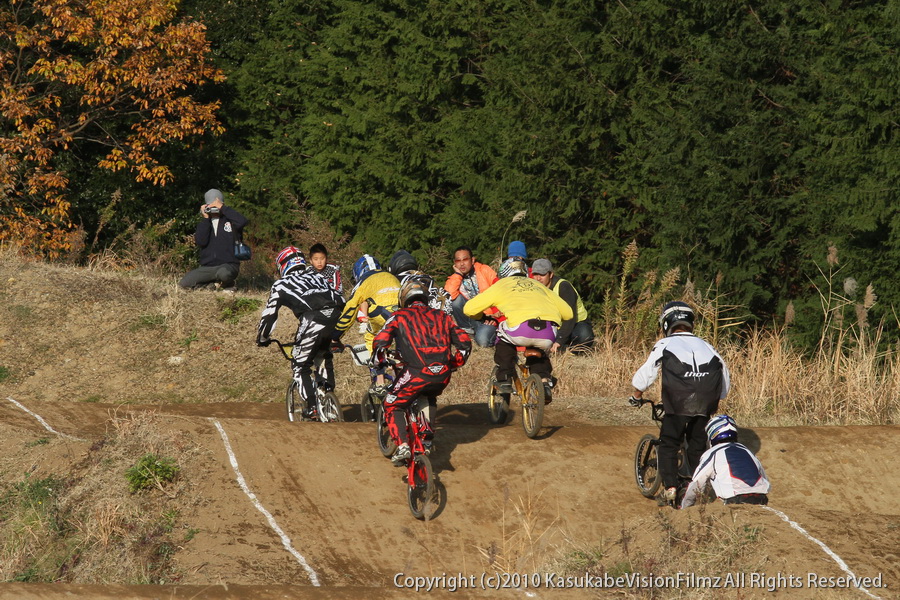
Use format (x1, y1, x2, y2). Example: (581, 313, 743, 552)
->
(399, 275, 430, 307)
(659, 301, 695, 336)
(388, 250, 418, 276)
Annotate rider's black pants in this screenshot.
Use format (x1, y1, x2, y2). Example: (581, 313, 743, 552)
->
(658, 414, 710, 490)
(494, 340, 551, 382)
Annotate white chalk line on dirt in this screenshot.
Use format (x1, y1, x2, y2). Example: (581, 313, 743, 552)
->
(761, 506, 881, 600)
(5, 396, 86, 442)
(211, 419, 321, 586)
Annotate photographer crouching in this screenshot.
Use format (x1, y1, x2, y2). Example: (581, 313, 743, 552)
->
(178, 189, 248, 291)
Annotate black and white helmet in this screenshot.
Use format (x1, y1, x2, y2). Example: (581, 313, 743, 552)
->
(399, 275, 430, 307)
(499, 259, 527, 278)
(659, 301, 695, 336)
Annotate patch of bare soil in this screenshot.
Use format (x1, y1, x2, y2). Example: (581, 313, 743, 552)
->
(0, 256, 898, 599)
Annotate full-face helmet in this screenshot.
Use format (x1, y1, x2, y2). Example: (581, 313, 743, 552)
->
(498, 259, 527, 278)
(706, 414, 738, 446)
(388, 250, 418, 276)
(659, 301, 695, 336)
(275, 246, 307, 277)
(352, 254, 381, 284)
(399, 275, 430, 307)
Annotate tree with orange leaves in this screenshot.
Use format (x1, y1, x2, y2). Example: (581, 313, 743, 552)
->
(0, 0, 224, 256)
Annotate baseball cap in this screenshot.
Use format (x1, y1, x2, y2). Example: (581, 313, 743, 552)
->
(531, 258, 553, 275)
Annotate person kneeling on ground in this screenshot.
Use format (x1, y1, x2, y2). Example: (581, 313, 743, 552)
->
(179, 189, 248, 291)
(463, 260, 572, 402)
(680, 414, 770, 508)
(373, 276, 471, 465)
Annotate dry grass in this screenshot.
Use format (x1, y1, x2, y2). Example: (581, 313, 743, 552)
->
(477, 484, 561, 574)
(7, 239, 899, 425)
(546, 504, 768, 600)
(0, 411, 205, 583)
(443, 323, 900, 426)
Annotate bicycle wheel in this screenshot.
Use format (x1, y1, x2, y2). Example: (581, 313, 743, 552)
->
(360, 389, 377, 423)
(634, 434, 662, 498)
(376, 404, 397, 458)
(487, 365, 509, 425)
(285, 380, 302, 422)
(407, 454, 438, 520)
(521, 373, 545, 439)
(318, 391, 343, 423)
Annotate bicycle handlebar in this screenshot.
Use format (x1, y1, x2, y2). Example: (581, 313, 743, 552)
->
(629, 397, 665, 423)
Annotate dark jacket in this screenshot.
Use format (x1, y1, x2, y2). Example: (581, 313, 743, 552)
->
(194, 206, 248, 267)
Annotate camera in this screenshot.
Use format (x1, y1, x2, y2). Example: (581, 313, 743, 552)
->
(204, 205, 221, 215)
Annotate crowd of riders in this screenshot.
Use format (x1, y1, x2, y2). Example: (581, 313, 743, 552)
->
(253, 240, 769, 509)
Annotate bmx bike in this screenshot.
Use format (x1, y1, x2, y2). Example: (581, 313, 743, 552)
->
(347, 343, 399, 423)
(272, 340, 343, 423)
(632, 398, 691, 506)
(382, 395, 439, 520)
(486, 347, 548, 439)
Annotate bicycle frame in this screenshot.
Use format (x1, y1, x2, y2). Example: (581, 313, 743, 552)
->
(272, 339, 342, 422)
(487, 348, 546, 439)
(633, 398, 690, 504)
(399, 396, 438, 520)
(347, 343, 400, 423)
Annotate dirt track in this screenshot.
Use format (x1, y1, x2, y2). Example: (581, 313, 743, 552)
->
(1, 398, 897, 599)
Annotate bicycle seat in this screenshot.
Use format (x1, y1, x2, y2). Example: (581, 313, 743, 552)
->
(523, 348, 545, 358)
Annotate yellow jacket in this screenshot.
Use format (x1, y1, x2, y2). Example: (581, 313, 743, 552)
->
(335, 271, 400, 349)
(463, 276, 573, 328)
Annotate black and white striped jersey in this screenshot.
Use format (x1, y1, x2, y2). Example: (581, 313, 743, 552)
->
(257, 269, 346, 343)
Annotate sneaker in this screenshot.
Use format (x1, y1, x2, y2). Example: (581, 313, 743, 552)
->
(371, 384, 390, 397)
(665, 487, 677, 502)
(423, 440, 434, 456)
(391, 444, 411, 466)
(542, 381, 553, 404)
(495, 380, 513, 395)
(302, 406, 318, 421)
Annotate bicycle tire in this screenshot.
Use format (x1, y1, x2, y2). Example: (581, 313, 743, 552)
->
(407, 454, 437, 520)
(521, 373, 545, 438)
(376, 404, 397, 458)
(318, 391, 343, 423)
(487, 365, 509, 425)
(635, 434, 662, 498)
(360, 389, 377, 423)
(285, 380, 302, 422)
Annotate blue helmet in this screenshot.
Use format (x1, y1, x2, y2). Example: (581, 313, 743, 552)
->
(352, 254, 381, 284)
(706, 414, 738, 445)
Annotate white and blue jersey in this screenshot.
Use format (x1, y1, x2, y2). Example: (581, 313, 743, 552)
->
(681, 442, 770, 508)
